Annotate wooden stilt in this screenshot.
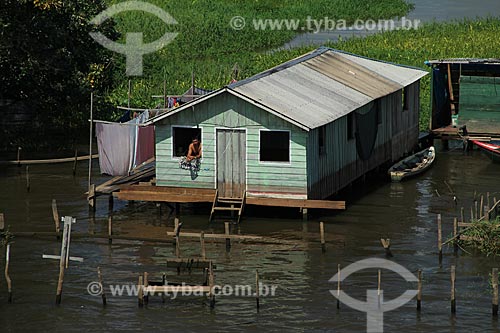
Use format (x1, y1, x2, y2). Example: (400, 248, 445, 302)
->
(337, 264, 341, 309)
(302, 208, 308, 221)
(200, 231, 206, 259)
(0, 213, 4, 231)
(417, 269, 422, 311)
(256, 269, 260, 311)
(319, 222, 326, 253)
(56, 222, 69, 305)
(209, 261, 215, 308)
(453, 218, 458, 255)
(493, 268, 499, 317)
(437, 214, 443, 262)
(108, 214, 112, 245)
(72, 149, 78, 176)
(26, 166, 30, 192)
(451, 265, 456, 314)
(88, 92, 93, 192)
(52, 199, 60, 239)
(174, 218, 181, 258)
(97, 267, 106, 306)
(162, 273, 166, 303)
(138, 275, 144, 308)
(225, 222, 231, 252)
(143, 272, 149, 305)
(471, 206, 474, 222)
(5, 244, 12, 303)
(460, 207, 464, 223)
(480, 196, 484, 218)
(17, 147, 21, 168)
(475, 201, 479, 220)
(377, 269, 381, 297)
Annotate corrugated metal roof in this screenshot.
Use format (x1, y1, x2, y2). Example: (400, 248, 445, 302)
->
(230, 47, 428, 129)
(147, 47, 428, 130)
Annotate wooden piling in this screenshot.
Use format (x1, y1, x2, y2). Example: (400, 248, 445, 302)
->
(302, 208, 308, 221)
(5, 244, 12, 303)
(319, 222, 326, 253)
(451, 265, 456, 314)
(485, 205, 490, 222)
(174, 218, 181, 258)
(52, 199, 60, 237)
(0, 213, 4, 231)
(26, 166, 30, 192)
(377, 269, 381, 298)
(209, 261, 215, 308)
(380, 239, 393, 257)
(225, 222, 231, 252)
(487, 192, 491, 210)
(97, 266, 106, 306)
(460, 207, 464, 223)
(88, 184, 96, 211)
(17, 147, 21, 167)
(493, 268, 499, 317)
(475, 201, 479, 220)
(480, 196, 484, 218)
(337, 264, 341, 309)
(108, 214, 112, 245)
(453, 218, 459, 255)
(162, 273, 166, 303)
(256, 269, 260, 311)
(88, 92, 93, 192)
(72, 149, 78, 176)
(56, 222, 69, 305)
(437, 214, 443, 262)
(417, 269, 422, 311)
(200, 231, 206, 259)
(471, 206, 474, 222)
(143, 272, 149, 305)
(138, 275, 144, 307)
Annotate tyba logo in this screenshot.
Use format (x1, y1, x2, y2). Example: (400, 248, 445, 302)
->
(89, 1, 178, 76)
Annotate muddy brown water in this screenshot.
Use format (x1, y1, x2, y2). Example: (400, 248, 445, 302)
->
(1, 141, 500, 332)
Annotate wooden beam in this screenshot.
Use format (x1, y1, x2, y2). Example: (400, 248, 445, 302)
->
(115, 191, 215, 203)
(246, 197, 345, 210)
(166, 231, 262, 240)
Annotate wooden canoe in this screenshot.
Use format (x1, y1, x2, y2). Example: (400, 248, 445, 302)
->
(472, 140, 500, 163)
(388, 147, 436, 182)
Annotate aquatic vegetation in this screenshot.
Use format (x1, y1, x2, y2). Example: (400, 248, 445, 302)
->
(460, 217, 500, 257)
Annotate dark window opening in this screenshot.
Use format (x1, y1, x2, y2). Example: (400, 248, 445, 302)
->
(402, 87, 409, 111)
(319, 126, 326, 155)
(260, 131, 290, 162)
(173, 127, 201, 157)
(347, 113, 355, 140)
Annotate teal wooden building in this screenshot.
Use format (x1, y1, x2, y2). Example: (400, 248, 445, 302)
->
(147, 48, 427, 200)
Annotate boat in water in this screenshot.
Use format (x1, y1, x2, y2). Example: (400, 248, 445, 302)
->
(388, 147, 436, 182)
(472, 140, 500, 163)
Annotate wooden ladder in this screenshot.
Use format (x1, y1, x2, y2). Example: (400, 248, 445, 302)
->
(209, 190, 246, 223)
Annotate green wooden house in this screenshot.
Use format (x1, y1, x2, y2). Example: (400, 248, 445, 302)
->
(147, 47, 427, 200)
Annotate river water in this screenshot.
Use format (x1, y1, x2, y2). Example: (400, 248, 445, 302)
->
(1, 142, 500, 332)
(285, 0, 500, 48)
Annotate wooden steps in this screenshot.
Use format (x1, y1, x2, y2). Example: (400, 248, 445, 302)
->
(209, 190, 246, 223)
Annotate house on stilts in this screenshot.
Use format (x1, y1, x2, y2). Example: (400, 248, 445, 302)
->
(115, 47, 428, 219)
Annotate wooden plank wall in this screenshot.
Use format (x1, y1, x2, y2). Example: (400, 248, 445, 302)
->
(155, 92, 309, 197)
(308, 81, 420, 199)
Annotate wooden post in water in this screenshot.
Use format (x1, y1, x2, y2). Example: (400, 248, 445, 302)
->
(475, 201, 479, 220)
(72, 149, 78, 176)
(138, 275, 144, 308)
(0, 213, 4, 231)
(319, 222, 326, 253)
(52, 199, 60, 239)
(417, 269, 422, 311)
(97, 266, 106, 306)
(453, 218, 459, 255)
(26, 166, 30, 192)
(143, 272, 149, 306)
(380, 239, 393, 257)
(162, 273, 167, 303)
(485, 205, 490, 222)
(200, 231, 206, 259)
(174, 218, 181, 258)
(337, 264, 341, 309)
(493, 268, 499, 317)
(108, 214, 112, 245)
(225, 222, 231, 252)
(56, 222, 69, 305)
(437, 214, 443, 262)
(17, 147, 21, 167)
(377, 269, 381, 298)
(4, 244, 12, 303)
(255, 269, 260, 311)
(88, 92, 93, 194)
(209, 261, 215, 308)
(451, 265, 456, 314)
(460, 207, 464, 223)
(471, 206, 474, 222)
(88, 184, 96, 212)
(480, 196, 484, 219)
